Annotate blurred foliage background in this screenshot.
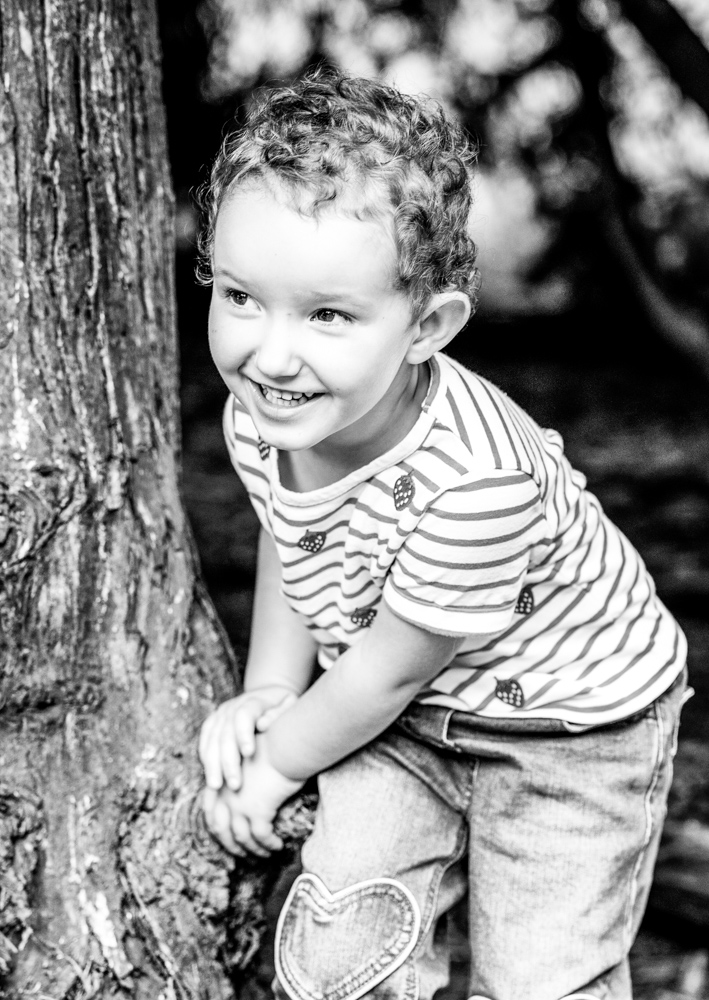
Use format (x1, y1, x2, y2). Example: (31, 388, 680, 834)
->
(167, 0, 709, 351)
(157, 1, 709, 993)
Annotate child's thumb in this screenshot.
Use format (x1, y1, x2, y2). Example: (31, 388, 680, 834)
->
(256, 692, 298, 731)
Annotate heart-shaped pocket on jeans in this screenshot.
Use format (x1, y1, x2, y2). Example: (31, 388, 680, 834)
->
(275, 872, 421, 1000)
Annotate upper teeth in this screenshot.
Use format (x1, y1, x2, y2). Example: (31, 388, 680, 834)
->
(261, 385, 315, 402)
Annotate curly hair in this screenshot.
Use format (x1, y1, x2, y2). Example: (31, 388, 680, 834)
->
(196, 67, 480, 318)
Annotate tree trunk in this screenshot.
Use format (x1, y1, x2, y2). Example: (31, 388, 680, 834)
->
(0, 2, 264, 996)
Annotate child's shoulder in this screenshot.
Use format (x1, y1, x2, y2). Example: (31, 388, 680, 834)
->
(429, 352, 561, 479)
(434, 352, 538, 429)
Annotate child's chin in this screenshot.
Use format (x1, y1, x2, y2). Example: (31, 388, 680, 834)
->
(255, 424, 324, 453)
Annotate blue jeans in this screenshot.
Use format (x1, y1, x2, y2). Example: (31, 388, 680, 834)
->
(274, 670, 688, 1000)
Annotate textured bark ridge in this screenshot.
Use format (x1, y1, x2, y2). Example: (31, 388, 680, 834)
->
(0, 2, 293, 996)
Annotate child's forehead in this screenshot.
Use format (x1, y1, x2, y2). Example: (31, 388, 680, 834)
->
(217, 178, 399, 271)
(222, 170, 393, 231)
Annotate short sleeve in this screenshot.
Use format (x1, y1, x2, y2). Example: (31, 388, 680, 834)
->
(383, 471, 545, 636)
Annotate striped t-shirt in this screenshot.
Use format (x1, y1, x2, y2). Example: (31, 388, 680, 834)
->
(223, 352, 686, 726)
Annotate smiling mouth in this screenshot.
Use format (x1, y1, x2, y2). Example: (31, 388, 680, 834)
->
(257, 383, 319, 407)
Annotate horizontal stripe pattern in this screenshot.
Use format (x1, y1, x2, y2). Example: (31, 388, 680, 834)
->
(223, 353, 686, 725)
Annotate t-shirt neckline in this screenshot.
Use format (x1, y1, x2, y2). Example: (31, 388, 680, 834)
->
(271, 356, 441, 507)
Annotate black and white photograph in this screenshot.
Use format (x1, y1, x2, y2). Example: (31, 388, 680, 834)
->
(1, 2, 708, 998)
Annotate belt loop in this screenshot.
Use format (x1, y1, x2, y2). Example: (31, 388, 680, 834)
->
(442, 709, 456, 747)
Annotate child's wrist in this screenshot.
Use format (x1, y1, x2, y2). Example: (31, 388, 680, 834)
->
(260, 728, 310, 787)
(244, 679, 300, 697)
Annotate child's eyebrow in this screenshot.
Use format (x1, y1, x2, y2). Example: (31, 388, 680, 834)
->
(214, 269, 353, 298)
(213, 266, 246, 283)
(299, 288, 367, 307)
(215, 269, 370, 309)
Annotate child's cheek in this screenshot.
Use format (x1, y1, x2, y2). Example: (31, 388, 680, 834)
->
(207, 323, 222, 368)
(208, 310, 234, 366)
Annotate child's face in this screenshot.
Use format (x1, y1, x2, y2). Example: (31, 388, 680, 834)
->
(208, 182, 423, 460)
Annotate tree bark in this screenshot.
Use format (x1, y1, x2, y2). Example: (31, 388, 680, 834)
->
(0, 2, 257, 996)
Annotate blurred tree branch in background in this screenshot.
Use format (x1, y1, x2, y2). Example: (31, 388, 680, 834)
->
(559, 0, 709, 381)
(609, 0, 709, 379)
(620, 0, 709, 119)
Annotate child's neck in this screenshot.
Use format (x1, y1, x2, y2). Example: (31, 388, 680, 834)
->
(279, 363, 428, 493)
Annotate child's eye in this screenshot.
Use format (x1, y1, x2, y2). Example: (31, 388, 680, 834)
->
(312, 308, 351, 325)
(225, 288, 251, 308)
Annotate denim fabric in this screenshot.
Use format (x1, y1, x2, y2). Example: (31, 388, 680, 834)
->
(275, 874, 421, 1000)
(274, 670, 688, 1000)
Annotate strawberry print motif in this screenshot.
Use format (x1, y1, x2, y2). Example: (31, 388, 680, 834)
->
(393, 474, 415, 511)
(350, 607, 377, 628)
(494, 678, 525, 708)
(257, 439, 270, 460)
(298, 530, 326, 553)
(515, 586, 534, 615)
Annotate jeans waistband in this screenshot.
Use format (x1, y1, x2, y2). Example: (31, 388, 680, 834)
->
(397, 665, 688, 748)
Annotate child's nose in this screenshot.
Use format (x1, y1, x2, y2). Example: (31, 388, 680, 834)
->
(254, 319, 301, 379)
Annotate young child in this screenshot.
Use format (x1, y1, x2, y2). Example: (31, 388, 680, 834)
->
(197, 68, 688, 1000)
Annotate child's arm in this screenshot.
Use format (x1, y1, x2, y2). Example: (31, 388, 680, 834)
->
(204, 603, 462, 855)
(199, 529, 317, 791)
(262, 602, 465, 782)
(205, 603, 465, 854)
(244, 528, 319, 693)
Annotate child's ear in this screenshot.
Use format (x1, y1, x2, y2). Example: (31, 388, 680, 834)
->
(406, 291, 471, 364)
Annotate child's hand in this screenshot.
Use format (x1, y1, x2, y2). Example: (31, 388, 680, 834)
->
(199, 685, 298, 792)
(201, 734, 304, 857)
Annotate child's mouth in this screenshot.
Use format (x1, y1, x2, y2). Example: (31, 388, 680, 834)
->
(258, 383, 318, 407)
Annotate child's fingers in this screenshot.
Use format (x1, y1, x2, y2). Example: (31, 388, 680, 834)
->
(232, 702, 261, 759)
(230, 813, 270, 858)
(201, 785, 218, 821)
(250, 818, 284, 854)
(198, 715, 214, 769)
(254, 708, 277, 731)
(202, 788, 235, 850)
(213, 801, 246, 855)
(201, 786, 226, 837)
(219, 725, 244, 791)
(202, 789, 251, 857)
(255, 692, 298, 731)
(199, 690, 296, 789)
(199, 722, 226, 791)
